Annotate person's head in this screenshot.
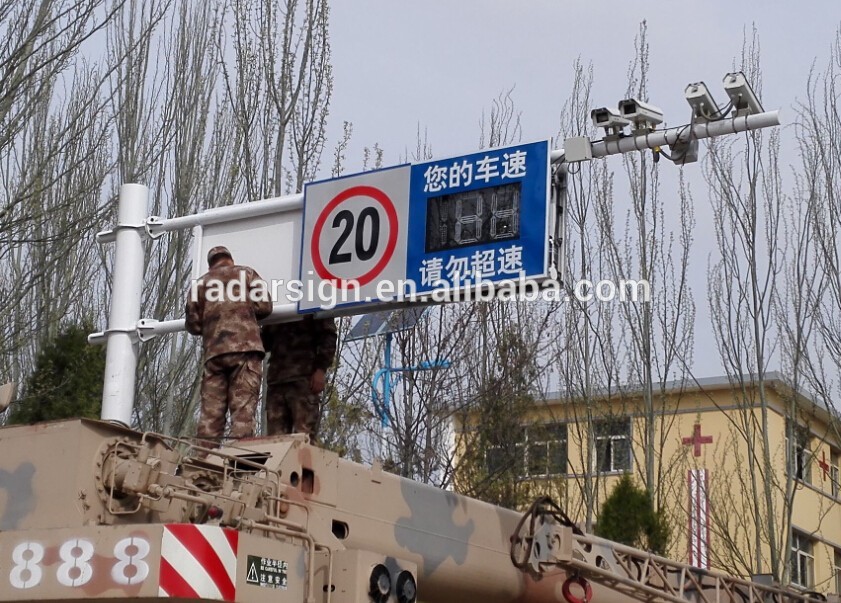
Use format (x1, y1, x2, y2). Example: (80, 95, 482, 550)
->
(207, 246, 234, 268)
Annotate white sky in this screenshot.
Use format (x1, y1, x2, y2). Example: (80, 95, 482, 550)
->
(329, 1, 839, 163)
(327, 2, 841, 381)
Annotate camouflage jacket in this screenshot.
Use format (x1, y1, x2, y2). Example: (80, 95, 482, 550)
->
(262, 316, 337, 383)
(185, 264, 273, 362)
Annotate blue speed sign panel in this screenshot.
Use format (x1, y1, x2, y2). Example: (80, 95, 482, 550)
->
(298, 140, 550, 311)
(406, 139, 550, 294)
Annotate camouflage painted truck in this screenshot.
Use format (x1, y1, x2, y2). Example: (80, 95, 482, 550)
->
(0, 418, 831, 603)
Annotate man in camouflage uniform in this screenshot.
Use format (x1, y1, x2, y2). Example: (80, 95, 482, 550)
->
(185, 246, 272, 446)
(262, 316, 337, 440)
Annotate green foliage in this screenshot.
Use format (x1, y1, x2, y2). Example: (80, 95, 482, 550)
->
(456, 387, 536, 509)
(595, 473, 670, 554)
(455, 324, 541, 509)
(8, 324, 104, 424)
(318, 381, 367, 462)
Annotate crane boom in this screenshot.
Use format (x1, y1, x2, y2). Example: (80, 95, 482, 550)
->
(512, 498, 830, 603)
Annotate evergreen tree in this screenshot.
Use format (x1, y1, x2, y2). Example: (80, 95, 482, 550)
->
(8, 324, 104, 424)
(595, 473, 670, 554)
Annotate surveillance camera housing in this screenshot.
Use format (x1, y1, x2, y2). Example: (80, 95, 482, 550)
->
(618, 98, 664, 130)
(722, 72, 763, 116)
(591, 107, 631, 134)
(684, 81, 721, 122)
(590, 107, 631, 138)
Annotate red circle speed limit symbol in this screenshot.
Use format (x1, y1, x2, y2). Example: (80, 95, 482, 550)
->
(311, 185, 399, 288)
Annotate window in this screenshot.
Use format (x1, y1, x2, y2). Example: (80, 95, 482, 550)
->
(790, 532, 814, 589)
(593, 418, 632, 473)
(485, 423, 567, 479)
(526, 424, 568, 478)
(486, 427, 525, 478)
(786, 422, 811, 483)
(834, 549, 841, 595)
(831, 449, 840, 499)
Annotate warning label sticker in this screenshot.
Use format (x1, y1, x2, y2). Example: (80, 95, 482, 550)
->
(245, 555, 288, 590)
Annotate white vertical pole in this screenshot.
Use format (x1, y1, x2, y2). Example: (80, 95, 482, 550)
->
(101, 184, 148, 425)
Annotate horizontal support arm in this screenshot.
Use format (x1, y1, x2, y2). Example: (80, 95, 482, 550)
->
(550, 109, 780, 162)
(97, 113, 781, 244)
(87, 302, 299, 345)
(96, 193, 304, 244)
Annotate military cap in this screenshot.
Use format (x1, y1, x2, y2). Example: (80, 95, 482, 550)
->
(207, 246, 233, 265)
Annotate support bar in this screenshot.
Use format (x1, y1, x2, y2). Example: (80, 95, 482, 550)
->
(99, 113, 780, 245)
(593, 110, 780, 158)
(96, 193, 304, 243)
(88, 302, 299, 345)
(550, 109, 781, 162)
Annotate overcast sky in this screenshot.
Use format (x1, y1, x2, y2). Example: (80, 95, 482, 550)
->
(328, 1, 839, 164)
(327, 2, 841, 381)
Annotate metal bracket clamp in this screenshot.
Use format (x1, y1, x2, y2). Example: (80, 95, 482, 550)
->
(548, 163, 567, 282)
(88, 325, 141, 346)
(95, 219, 149, 244)
(144, 216, 166, 240)
(529, 516, 572, 573)
(136, 318, 160, 342)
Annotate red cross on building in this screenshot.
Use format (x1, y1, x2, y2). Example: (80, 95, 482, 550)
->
(683, 424, 713, 457)
(818, 450, 830, 480)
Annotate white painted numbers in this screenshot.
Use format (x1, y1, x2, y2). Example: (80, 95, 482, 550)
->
(112, 536, 150, 585)
(57, 538, 94, 587)
(10, 541, 44, 589)
(6, 537, 150, 589)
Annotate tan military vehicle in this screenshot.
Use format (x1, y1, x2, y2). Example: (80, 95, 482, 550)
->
(0, 417, 829, 603)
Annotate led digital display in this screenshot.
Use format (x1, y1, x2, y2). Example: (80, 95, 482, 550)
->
(425, 182, 521, 253)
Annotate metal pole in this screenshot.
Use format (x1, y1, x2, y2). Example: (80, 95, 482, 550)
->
(100, 184, 148, 425)
(549, 109, 781, 162)
(593, 110, 780, 158)
(382, 332, 392, 427)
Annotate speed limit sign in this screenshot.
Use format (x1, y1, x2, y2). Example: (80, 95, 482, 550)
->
(299, 165, 410, 311)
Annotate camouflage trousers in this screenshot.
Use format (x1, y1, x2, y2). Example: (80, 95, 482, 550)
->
(265, 378, 320, 440)
(197, 352, 263, 444)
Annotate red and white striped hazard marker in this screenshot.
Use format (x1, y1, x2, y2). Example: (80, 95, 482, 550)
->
(688, 469, 710, 569)
(159, 524, 239, 600)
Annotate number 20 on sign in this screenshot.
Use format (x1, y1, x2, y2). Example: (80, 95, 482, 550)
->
(300, 165, 411, 311)
(310, 185, 399, 287)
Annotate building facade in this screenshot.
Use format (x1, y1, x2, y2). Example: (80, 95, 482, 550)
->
(455, 373, 841, 595)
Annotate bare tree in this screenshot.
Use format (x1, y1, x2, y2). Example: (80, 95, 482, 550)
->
(553, 57, 619, 530)
(220, 0, 331, 201)
(0, 0, 334, 433)
(795, 27, 841, 426)
(704, 30, 790, 579)
(0, 0, 138, 404)
(102, 0, 226, 432)
(594, 22, 697, 517)
(102, 0, 334, 433)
